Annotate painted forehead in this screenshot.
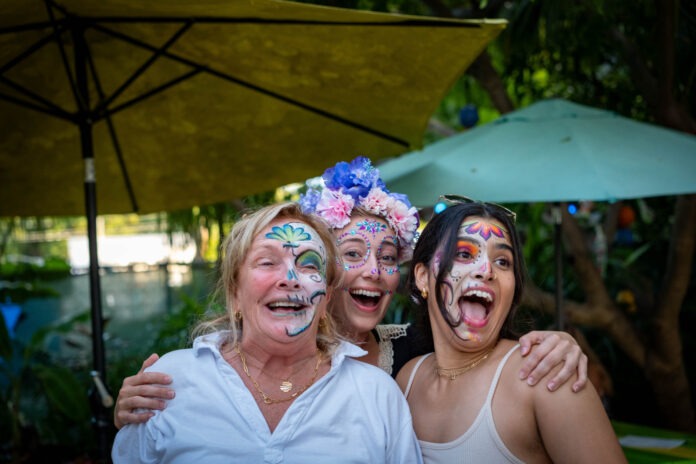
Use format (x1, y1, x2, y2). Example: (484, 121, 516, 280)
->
(263, 220, 326, 254)
(339, 215, 397, 242)
(458, 217, 511, 243)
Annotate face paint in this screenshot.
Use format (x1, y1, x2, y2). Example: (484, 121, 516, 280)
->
(433, 217, 515, 344)
(241, 220, 328, 339)
(461, 220, 508, 241)
(333, 215, 401, 336)
(355, 219, 387, 236)
(337, 226, 399, 275)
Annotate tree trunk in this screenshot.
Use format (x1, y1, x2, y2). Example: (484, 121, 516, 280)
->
(645, 195, 696, 432)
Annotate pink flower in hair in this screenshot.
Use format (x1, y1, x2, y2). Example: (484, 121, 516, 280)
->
(361, 187, 395, 217)
(315, 188, 355, 229)
(387, 201, 419, 245)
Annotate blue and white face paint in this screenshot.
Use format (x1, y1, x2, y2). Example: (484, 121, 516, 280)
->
(239, 219, 328, 339)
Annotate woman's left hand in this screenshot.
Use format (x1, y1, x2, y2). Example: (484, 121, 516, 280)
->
(518, 331, 588, 392)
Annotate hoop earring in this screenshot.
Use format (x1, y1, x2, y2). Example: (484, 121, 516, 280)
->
(420, 288, 428, 299)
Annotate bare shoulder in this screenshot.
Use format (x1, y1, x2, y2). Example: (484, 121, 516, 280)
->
(395, 354, 429, 393)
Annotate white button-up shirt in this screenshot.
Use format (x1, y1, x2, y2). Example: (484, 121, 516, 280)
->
(112, 332, 422, 463)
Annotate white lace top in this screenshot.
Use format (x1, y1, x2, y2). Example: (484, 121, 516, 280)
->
(374, 323, 410, 375)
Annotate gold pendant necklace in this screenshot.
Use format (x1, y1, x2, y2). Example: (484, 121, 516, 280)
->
(235, 344, 322, 404)
(280, 380, 293, 393)
(435, 344, 497, 381)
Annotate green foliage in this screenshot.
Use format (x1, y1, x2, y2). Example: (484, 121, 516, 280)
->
(0, 257, 70, 304)
(0, 311, 94, 462)
(150, 294, 219, 353)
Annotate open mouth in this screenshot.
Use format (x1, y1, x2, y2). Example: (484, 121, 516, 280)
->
(267, 301, 308, 316)
(349, 288, 383, 311)
(459, 288, 493, 328)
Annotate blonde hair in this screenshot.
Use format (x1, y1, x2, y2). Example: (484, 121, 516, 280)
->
(193, 202, 342, 354)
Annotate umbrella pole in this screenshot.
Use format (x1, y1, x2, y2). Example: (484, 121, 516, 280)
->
(74, 24, 112, 462)
(553, 203, 564, 330)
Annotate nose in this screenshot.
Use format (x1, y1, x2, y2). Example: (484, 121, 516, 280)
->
(278, 267, 302, 289)
(472, 259, 495, 281)
(362, 253, 381, 280)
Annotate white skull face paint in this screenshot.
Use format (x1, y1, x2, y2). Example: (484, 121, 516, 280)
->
(433, 217, 515, 344)
(239, 220, 328, 339)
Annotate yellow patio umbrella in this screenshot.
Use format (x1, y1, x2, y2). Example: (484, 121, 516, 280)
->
(0, 0, 504, 456)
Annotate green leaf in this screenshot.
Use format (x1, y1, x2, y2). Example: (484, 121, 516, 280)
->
(34, 364, 91, 422)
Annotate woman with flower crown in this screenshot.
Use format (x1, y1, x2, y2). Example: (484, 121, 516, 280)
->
(113, 156, 588, 429)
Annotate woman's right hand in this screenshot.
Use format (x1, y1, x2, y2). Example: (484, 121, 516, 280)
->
(114, 353, 174, 429)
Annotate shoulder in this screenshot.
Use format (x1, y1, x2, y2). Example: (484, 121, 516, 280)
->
(342, 356, 396, 383)
(395, 353, 431, 393)
(146, 333, 223, 376)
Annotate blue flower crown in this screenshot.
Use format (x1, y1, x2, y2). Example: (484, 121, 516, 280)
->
(298, 156, 419, 262)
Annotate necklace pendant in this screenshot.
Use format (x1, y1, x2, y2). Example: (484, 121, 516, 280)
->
(280, 380, 293, 392)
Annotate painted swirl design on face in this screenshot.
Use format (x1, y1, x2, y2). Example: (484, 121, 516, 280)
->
(296, 249, 326, 283)
(262, 221, 328, 337)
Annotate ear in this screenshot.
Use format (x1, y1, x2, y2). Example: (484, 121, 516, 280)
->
(414, 262, 430, 292)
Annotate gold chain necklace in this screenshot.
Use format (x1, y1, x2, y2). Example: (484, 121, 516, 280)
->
(234, 344, 322, 404)
(435, 344, 497, 381)
(237, 351, 313, 392)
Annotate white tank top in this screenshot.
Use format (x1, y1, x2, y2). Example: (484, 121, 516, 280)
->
(404, 344, 525, 464)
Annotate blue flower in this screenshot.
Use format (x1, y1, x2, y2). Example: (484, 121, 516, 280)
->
(298, 188, 321, 214)
(323, 161, 352, 190)
(322, 156, 383, 201)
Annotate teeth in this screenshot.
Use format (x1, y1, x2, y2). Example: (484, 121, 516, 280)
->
(268, 302, 303, 308)
(463, 289, 492, 302)
(350, 289, 381, 298)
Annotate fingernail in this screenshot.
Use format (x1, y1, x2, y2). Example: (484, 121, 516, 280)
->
(518, 371, 526, 380)
(547, 381, 556, 391)
(167, 391, 175, 399)
(527, 377, 535, 385)
(164, 376, 172, 383)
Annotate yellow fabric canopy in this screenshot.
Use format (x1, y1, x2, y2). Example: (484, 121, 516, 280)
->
(0, 0, 505, 216)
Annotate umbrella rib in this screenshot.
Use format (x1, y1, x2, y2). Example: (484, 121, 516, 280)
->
(0, 28, 57, 75)
(0, 76, 73, 120)
(93, 21, 194, 116)
(105, 68, 201, 118)
(92, 22, 411, 148)
(0, 20, 57, 35)
(0, 91, 73, 120)
(85, 35, 139, 213)
(76, 16, 482, 29)
(0, 27, 74, 119)
(44, 1, 85, 114)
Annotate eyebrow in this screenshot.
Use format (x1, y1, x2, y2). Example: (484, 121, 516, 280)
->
(456, 236, 513, 253)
